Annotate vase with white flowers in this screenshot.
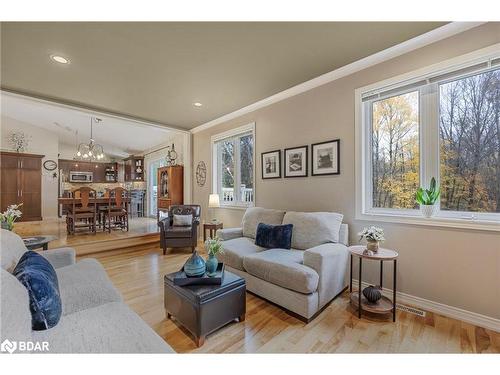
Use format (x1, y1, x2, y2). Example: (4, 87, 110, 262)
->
(0, 203, 23, 231)
(358, 226, 385, 252)
(205, 236, 223, 276)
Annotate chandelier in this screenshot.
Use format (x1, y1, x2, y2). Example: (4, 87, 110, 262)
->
(74, 117, 105, 161)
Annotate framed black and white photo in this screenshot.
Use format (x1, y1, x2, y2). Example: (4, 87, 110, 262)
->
(311, 139, 340, 176)
(261, 150, 281, 179)
(284, 145, 308, 178)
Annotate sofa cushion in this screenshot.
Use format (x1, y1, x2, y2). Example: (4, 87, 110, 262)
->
(255, 223, 293, 249)
(282, 211, 343, 250)
(0, 268, 32, 343)
(218, 237, 265, 271)
(13, 251, 62, 330)
(243, 249, 319, 294)
(1, 228, 28, 272)
(32, 302, 174, 353)
(164, 226, 192, 238)
(241, 207, 286, 239)
(56, 258, 122, 316)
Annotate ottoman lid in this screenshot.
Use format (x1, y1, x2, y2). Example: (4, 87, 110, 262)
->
(164, 270, 245, 304)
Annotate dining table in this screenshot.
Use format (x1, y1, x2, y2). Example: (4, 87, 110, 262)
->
(58, 197, 132, 225)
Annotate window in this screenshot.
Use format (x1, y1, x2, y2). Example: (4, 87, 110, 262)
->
(357, 50, 500, 229)
(212, 123, 255, 207)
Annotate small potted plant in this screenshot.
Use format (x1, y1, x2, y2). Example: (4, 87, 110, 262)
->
(416, 177, 440, 218)
(0, 203, 23, 231)
(205, 236, 223, 276)
(358, 226, 385, 252)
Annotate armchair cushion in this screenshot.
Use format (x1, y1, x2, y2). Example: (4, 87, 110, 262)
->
(164, 226, 193, 238)
(173, 214, 193, 226)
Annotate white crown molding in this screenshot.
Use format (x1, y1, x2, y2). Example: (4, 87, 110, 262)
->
(352, 280, 500, 333)
(191, 22, 485, 134)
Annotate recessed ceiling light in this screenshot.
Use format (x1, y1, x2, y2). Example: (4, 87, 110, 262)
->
(50, 54, 70, 64)
(193, 102, 203, 107)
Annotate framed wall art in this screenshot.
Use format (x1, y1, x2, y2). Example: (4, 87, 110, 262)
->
(284, 145, 308, 178)
(261, 150, 281, 179)
(311, 139, 340, 176)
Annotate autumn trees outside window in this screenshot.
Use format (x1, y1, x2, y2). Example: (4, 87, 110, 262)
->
(360, 53, 500, 226)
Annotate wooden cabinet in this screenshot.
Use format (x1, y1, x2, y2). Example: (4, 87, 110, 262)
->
(1, 152, 43, 221)
(157, 165, 183, 212)
(124, 156, 144, 182)
(58, 159, 118, 183)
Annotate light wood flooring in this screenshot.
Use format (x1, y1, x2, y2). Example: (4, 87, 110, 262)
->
(84, 244, 500, 353)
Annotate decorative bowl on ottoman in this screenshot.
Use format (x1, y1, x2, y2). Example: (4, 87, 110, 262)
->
(362, 285, 382, 303)
(183, 250, 206, 277)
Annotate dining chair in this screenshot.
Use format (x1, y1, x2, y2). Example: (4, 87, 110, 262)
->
(66, 187, 97, 235)
(102, 187, 129, 233)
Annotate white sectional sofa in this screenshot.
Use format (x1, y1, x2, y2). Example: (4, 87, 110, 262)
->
(0, 229, 174, 353)
(217, 207, 349, 322)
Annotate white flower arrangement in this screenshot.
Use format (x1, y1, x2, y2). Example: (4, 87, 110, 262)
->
(0, 203, 23, 230)
(205, 236, 224, 256)
(358, 226, 385, 242)
(8, 131, 31, 153)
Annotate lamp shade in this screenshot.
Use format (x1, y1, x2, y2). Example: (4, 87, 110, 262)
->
(208, 194, 220, 208)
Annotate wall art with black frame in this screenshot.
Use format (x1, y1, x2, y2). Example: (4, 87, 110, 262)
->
(261, 150, 281, 179)
(311, 139, 340, 176)
(284, 145, 308, 178)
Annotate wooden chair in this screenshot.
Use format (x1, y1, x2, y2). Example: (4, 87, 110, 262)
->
(102, 187, 129, 233)
(66, 187, 97, 235)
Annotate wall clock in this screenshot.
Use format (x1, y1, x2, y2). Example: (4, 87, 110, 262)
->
(43, 160, 58, 171)
(196, 161, 207, 187)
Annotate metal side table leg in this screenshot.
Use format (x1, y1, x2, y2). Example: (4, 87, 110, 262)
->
(358, 257, 362, 319)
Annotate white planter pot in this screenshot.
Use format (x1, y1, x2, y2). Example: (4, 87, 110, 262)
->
(420, 204, 436, 218)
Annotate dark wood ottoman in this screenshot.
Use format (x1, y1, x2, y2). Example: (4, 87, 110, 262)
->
(164, 271, 246, 347)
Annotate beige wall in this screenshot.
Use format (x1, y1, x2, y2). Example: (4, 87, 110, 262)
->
(192, 23, 500, 319)
(1, 116, 59, 218)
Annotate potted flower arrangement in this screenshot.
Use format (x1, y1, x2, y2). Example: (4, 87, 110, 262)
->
(416, 177, 440, 218)
(358, 226, 385, 252)
(0, 203, 23, 231)
(205, 236, 223, 276)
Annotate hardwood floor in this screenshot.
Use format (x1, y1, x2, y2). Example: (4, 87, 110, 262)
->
(84, 244, 500, 353)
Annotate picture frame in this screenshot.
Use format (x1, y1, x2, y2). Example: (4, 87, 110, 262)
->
(284, 145, 308, 178)
(261, 150, 281, 179)
(311, 139, 340, 176)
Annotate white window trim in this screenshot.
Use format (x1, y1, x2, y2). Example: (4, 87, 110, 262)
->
(355, 43, 500, 232)
(211, 122, 256, 209)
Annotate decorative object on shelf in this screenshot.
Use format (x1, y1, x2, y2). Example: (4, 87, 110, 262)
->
(0, 203, 23, 231)
(8, 131, 31, 152)
(358, 226, 385, 252)
(311, 139, 340, 176)
(165, 143, 178, 166)
(196, 161, 207, 187)
(208, 193, 220, 223)
(261, 150, 281, 179)
(284, 145, 308, 178)
(183, 250, 206, 277)
(205, 236, 223, 276)
(416, 177, 440, 218)
(74, 117, 105, 161)
(363, 285, 382, 304)
(43, 159, 58, 171)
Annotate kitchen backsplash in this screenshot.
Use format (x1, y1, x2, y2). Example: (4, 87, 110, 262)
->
(62, 181, 146, 195)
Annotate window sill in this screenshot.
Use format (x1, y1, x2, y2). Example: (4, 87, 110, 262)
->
(356, 212, 500, 232)
(217, 204, 253, 211)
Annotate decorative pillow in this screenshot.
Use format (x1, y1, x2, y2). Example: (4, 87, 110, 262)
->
(173, 214, 193, 226)
(13, 251, 62, 330)
(255, 223, 293, 249)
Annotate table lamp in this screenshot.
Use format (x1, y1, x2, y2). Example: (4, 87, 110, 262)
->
(208, 193, 220, 223)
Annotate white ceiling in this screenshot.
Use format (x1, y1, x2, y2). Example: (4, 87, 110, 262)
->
(1, 92, 178, 158)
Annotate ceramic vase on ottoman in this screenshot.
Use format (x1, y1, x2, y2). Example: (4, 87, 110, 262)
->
(184, 251, 206, 277)
(205, 236, 223, 277)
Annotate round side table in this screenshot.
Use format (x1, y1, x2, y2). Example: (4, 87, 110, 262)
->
(349, 245, 399, 322)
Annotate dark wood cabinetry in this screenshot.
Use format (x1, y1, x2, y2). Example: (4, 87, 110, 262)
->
(58, 159, 118, 183)
(1, 152, 43, 221)
(157, 165, 184, 213)
(124, 156, 144, 182)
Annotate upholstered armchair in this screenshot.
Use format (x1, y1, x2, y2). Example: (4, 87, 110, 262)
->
(158, 205, 201, 255)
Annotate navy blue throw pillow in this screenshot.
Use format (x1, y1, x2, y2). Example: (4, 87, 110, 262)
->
(255, 223, 293, 249)
(13, 251, 62, 330)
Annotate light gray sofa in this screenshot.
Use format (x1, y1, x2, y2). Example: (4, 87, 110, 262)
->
(217, 207, 349, 322)
(0, 229, 174, 353)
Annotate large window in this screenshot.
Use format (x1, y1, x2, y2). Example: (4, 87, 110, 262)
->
(358, 51, 500, 229)
(212, 123, 255, 207)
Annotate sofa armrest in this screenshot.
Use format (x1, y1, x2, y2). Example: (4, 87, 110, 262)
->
(216, 227, 243, 241)
(339, 223, 349, 246)
(40, 247, 76, 269)
(303, 243, 349, 308)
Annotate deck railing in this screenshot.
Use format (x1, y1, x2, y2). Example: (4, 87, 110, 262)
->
(221, 187, 253, 203)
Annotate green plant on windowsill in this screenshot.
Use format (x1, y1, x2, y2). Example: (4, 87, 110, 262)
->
(415, 177, 440, 218)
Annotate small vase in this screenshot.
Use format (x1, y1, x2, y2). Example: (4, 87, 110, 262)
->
(206, 254, 218, 276)
(183, 250, 206, 277)
(366, 240, 379, 252)
(420, 204, 436, 218)
(1, 221, 12, 231)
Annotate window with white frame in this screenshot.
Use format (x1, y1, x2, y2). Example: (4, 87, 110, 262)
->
(358, 50, 500, 228)
(212, 123, 255, 207)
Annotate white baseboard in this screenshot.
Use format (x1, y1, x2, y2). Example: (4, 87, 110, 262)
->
(351, 280, 500, 333)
